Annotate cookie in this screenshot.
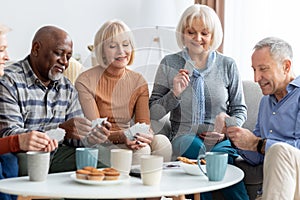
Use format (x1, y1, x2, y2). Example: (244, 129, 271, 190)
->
(177, 156, 197, 165)
(102, 168, 120, 180)
(83, 166, 98, 172)
(87, 171, 105, 181)
(76, 169, 91, 180)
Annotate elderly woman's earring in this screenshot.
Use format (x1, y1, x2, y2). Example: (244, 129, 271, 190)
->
(103, 57, 107, 65)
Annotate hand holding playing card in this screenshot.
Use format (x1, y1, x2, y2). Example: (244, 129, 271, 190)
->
(46, 128, 66, 142)
(214, 112, 230, 133)
(84, 117, 110, 146)
(225, 116, 237, 148)
(92, 117, 108, 129)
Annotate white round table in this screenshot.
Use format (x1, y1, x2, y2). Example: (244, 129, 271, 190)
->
(0, 164, 244, 199)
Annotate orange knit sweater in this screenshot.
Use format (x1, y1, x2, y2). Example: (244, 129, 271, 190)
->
(75, 66, 150, 143)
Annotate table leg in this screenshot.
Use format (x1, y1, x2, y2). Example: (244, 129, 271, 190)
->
(194, 193, 200, 200)
(17, 197, 30, 200)
(172, 195, 186, 200)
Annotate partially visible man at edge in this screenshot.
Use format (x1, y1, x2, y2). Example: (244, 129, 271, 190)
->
(0, 23, 58, 200)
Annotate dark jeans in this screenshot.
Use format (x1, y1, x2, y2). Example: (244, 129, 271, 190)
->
(0, 153, 18, 200)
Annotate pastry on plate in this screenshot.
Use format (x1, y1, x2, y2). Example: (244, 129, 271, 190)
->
(76, 169, 91, 180)
(87, 171, 105, 181)
(102, 168, 120, 180)
(83, 166, 98, 172)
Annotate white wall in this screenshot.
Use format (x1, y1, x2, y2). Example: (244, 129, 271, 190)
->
(224, 0, 300, 80)
(6, 1, 299, 81)
(2, 0, 193, 69)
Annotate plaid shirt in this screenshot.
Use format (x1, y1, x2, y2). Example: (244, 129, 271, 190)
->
(0, 56, 84, 147)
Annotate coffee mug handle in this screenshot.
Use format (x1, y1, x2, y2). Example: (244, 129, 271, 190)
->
(197, 154, 207, 176)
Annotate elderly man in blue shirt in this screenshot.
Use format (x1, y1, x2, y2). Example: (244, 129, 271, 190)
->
(226, 37, 300, 200)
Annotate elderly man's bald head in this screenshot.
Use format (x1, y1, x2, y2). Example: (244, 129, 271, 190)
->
(32, 26, 72, 45)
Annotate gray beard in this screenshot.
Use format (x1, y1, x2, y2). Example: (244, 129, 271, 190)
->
(48, 70, 63, 81)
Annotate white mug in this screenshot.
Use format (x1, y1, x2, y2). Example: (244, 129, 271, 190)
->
(110, 149, 132, 175)
(27, 151, 50, 182)
(140, 155, 163, 186)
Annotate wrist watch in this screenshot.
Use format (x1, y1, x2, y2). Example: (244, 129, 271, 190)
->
(257, 138, 266, 154)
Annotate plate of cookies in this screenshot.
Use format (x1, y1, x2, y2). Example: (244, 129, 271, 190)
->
(71, 166, 129, 185)
(177, 156, 206, 176)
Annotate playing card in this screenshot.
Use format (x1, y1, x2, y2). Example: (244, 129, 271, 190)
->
(225, 117, 237, 127)
(133, 123, 150, 134)
(46, 128, 66, 142)
(225, 116, 237, 148)
(124, 123, 150, 141)
(124, 129, 135, 140)
(184, 60, 195, 77)
(92, 117, 108, 129)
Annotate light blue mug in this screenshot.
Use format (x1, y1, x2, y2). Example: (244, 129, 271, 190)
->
(76, 148, 99, 169)
(197, 152, 228, 181)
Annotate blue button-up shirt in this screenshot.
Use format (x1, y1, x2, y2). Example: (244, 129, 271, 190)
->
(239, 76, 300, 165)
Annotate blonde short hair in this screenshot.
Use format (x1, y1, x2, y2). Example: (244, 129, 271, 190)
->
(0, 24, 11, 35)
(94, 19, 135, 67)
(176, 4, 223, 50)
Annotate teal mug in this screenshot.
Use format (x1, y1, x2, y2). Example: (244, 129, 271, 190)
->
(76, 148, 98, 169)
(197, 152, 228, 181)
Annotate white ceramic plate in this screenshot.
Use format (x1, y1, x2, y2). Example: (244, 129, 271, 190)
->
(70, 173, 129, 185)
(180, 160, 206, 176)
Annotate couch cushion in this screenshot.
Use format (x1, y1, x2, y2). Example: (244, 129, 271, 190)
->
(242, 80, 263, 131)
(235, 156, 263, 185)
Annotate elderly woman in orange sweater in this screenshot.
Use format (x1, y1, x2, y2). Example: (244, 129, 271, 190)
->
(0, 23, 58, 200)
(75, 19, 172, 165)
